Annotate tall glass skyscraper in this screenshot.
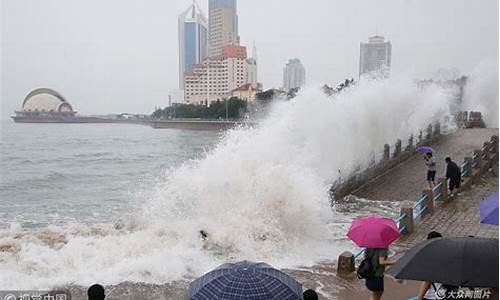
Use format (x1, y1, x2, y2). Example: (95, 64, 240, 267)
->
(178, 1, 208, 89)
(208, 0, 239, 56)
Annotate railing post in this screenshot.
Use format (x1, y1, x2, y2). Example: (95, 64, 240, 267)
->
(370, 151, 376, 166)
(422, 189, 434, 217)
(425, 124, 432, 141)
(463, 157, 472, 177)
(491, 135, 499, 153)
(406, 134, 414, 153)
(463, 111, 469, 128)
(438, 177, 448, 202)
(393, 139, 402, 158)
(399, 202, 414, 235)
(488, 139, 495, 154)
(472, 149, 481, 170)
(481, 142, 489, 160)
(337, 251, 355, 275)
(433, 122, 441, 138)
(383, 144, 390, 161)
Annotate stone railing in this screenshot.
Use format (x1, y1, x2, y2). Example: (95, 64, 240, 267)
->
(455, 111, 485, 129)
(337, 134, 499, 276)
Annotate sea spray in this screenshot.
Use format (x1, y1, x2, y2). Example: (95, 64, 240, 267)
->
(0, 76, 457, 289)
(462, 59, 499, 128)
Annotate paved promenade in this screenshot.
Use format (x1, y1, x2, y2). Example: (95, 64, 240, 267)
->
(294, 128, 499, 299)
(333, 128, 499, 300)
(352, 128, 498, 202)
(335, 165, 499, 300)
(394, 169, 498, 251)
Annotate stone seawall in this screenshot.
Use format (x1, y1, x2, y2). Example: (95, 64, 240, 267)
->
(151, 119, 256, 130)
(331, 122, 442, 200)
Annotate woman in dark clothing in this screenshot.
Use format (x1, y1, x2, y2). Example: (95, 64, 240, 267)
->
(365, 248, 394, 300)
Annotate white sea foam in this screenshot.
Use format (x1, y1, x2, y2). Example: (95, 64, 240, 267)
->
(462, 59, 499, 128)
(0, 76, 457, 289)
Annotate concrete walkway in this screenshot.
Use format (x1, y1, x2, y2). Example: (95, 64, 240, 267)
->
(332, 128, 499, 300)
(394, 165, 499, 250)
(293, 128, 499, 300)
(335, 164, 499, 300)
(352, 128, 499, 202)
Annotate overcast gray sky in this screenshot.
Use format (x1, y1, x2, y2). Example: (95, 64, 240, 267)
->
(1, 0, 498, 117)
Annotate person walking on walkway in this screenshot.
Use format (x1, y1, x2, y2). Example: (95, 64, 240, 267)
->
(445, 157, 461, 197)
(347, 216, 399, 300)
(424, 153, 437, 189)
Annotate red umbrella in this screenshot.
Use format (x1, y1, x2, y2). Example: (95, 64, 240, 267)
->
(347, 215, 400, 248)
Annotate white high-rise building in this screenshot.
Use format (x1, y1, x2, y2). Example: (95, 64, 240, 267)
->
(246, 57, 257, 88)
(359, 35, 392, 78)
(283, 58, 306, 90)
(208, 0, 239, 57)
(184, 45, 257, 104)
(178, 1, 208, 89)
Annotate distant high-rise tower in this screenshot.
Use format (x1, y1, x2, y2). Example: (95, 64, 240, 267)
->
(178, 1, 208, 89)
(208, 0, 239, 57)
(359, 35, 392, 78)
(283, 58, 306, 90)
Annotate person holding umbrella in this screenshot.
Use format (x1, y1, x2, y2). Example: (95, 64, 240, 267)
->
(363, 247, 395, 300)
(347, 215, 400, 300)
(187, 260, 304, 300)
(424, 152, 436, 189)
(416, 231, 443, 300)
(388, 236, 498, 299)
(417, 146, 436, 189)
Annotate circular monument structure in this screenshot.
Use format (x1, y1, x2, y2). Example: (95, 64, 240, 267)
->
(19, 88, 75, 115)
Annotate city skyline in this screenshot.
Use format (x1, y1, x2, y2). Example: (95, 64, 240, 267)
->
(181, 0, 258, 104)
(2, 0, 498, 117)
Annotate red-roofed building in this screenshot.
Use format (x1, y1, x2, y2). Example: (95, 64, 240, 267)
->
(231, 83, 261, 101)
(184, 45, 258, 104)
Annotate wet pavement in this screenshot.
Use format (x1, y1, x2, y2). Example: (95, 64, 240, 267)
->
(352, 128, 498, 202)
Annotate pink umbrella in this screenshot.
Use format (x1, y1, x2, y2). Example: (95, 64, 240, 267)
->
(347, 215, 400, 248)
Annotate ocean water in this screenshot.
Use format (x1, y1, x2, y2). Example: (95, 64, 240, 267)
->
(0, 73, 485, 290)
(0, 121, 221, 228)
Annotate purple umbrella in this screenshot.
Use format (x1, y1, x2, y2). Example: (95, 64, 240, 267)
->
(479, 192, 499, 225)
(416, 146, 434, 154)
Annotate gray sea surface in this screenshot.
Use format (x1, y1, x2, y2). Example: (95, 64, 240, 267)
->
(0, 119, 220, 229)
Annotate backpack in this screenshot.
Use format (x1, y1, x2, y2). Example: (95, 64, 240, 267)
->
(357, 254, 375, 279)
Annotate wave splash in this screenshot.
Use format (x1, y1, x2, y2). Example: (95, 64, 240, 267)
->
(0, 76, 457, 289)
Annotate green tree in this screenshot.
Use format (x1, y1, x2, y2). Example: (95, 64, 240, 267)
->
(150, 97, 248, 120)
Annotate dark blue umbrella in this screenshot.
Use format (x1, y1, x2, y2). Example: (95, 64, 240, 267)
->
(479, 192, 499, 225)
(416, 146, 434, 154)
(187, 260, 304, 300)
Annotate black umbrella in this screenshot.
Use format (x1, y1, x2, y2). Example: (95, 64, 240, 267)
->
(388, 237, 498, 287)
